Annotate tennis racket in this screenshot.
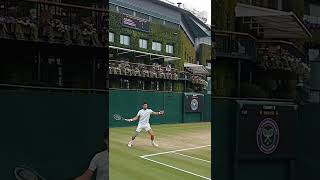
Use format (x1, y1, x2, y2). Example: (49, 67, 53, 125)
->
(14, 165, 76, 180)
(14, 166, 47, 180)
(113, 113, 129, 121)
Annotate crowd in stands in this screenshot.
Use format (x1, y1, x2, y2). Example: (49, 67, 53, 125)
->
(109, 60, 208, 87)
(258, 46, 310, 80)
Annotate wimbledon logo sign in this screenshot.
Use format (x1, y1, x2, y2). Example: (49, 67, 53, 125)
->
(256, 118, 280, 154)
(190, 98, 199, 111)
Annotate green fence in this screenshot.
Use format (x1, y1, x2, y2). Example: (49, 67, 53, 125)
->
(109, 89, 211, 128)
(0, 89, 107, 179)
(204, 94, 212, 121)
(212, 98, 320, 180)
(296, 103, 320, 180)
(212, 98, 237, 180)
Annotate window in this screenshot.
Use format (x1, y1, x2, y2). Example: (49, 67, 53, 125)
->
(120, 35, 130, 45)
(166, 44, 174, 54)
(139, 39, 148, 49)
(109, 32, 114, 43)
(152, 42, 162, 51)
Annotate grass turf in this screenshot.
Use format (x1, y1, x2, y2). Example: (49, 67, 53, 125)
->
(109, 122, 211, 180)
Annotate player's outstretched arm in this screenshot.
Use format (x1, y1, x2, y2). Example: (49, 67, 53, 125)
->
(151, 111, 164, 116)
(128, 115, 139, 122)
(74, 170, 94, 180)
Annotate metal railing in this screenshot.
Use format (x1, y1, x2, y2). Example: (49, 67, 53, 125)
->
(0, 83, 108, 93)
(215, 30, 257, 60)
(0, 0, 107, 46)
(109, 60, 180, 80)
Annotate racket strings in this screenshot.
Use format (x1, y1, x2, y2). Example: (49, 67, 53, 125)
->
(14, 166, 46, 180)
(113, 114, 122, 120)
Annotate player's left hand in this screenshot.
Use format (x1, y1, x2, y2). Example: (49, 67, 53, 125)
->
(159, 111, 164, 115)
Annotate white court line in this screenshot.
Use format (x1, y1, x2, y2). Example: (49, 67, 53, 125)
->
(174, 152, 211, 163)
(140, 145, 211, 158)
(141, 156, 211, 180)
(140, 145, 212, 180)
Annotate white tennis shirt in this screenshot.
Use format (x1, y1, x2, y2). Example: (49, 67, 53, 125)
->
(137, 109, 153, 125)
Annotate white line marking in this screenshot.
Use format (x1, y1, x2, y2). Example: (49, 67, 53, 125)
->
(140, 145, 211, 158)
(174, 152, 211, 163)
(140, 145, 212, 179)
(141, 156, 211, 180)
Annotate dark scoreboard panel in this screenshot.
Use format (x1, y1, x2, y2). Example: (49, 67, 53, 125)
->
(237, 101, 297, 158)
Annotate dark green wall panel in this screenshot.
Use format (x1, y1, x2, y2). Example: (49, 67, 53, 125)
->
(212, 99, 237, 180)
(0, 90, 107, 179)
(296, 104, 320, 180)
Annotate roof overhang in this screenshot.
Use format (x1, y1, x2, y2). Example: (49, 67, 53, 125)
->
(235, 3, 312, 39)
(184, 63, 209, 75)
(109, 46, 180, 61)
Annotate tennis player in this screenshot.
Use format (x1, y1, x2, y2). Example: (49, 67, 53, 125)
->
(74, 130, 108, 180)
(127, 102, 164, 147)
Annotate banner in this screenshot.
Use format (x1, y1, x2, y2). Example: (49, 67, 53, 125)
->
(122, 14, 150, 32)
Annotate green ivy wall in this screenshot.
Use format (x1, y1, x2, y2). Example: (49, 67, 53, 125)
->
(177, 31, 196, 65)
(109, 11, 196, 69)
(199, 44, 211, 66)
(109, 11, 178, 57)
(213, 0, 237, 31)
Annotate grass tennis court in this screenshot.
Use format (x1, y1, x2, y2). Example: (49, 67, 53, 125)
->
(109, 122, 211, 180)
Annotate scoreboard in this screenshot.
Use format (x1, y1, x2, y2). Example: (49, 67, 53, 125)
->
(237, 101, 297, 158)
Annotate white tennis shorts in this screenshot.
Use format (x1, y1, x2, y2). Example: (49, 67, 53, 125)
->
(136, 123, 152, 132)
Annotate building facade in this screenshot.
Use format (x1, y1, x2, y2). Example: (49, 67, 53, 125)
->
(108, 0, 211, 93)
(213, 0, 311, 100)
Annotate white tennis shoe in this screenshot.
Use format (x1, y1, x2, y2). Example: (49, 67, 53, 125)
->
(151, 141, 159, 147)
(128, 141, 133, 147)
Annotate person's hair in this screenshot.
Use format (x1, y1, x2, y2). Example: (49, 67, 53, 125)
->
(143, 102, 147, 105)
